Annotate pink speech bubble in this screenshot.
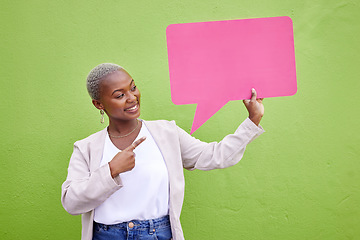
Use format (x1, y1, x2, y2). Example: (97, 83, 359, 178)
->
(166, 16, 297, 134)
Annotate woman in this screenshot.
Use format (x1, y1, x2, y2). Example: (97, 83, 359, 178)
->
(61, 63, 265, 240)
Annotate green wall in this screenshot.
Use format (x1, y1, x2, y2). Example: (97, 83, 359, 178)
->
(1, 0, 359, 239)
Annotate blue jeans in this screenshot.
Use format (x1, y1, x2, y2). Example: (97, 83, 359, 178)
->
(93, 215, 172, 240)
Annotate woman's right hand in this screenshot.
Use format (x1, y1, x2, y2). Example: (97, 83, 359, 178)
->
(108, 137, 146, 178)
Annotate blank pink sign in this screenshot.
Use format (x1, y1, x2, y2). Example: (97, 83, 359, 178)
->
(166, 16, 297, 134)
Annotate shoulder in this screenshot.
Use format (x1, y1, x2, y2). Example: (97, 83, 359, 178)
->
(142, 119, 176, 126)
(73, 128, 107, 148)
(142, 119, 182, 138)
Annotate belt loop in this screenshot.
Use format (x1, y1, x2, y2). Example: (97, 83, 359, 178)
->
(149, 219, 155, 235)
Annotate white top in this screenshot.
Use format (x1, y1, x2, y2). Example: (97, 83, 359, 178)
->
(93, 123, 169, 224)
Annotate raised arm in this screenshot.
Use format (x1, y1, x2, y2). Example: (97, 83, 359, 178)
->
(178, 88, 265, 170)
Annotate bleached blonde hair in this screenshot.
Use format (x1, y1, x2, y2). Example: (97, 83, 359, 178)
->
(86, 63, 123, 100)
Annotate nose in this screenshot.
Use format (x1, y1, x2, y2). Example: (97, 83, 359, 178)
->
(127, 93, 137, 102)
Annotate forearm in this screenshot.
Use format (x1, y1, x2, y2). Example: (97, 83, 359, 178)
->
(180, 118, 264, 170)
(61, 164, 122, 215)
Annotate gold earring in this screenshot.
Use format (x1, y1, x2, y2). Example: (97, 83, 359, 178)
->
(100, 109, 105, 124)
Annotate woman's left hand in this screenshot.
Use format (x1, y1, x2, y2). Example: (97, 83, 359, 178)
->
(243, 88, 264, 126)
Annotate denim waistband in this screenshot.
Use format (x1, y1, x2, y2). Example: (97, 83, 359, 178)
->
(94, 215, 170, 231)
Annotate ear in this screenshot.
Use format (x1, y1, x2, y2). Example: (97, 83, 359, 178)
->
(92, 99, 104, 110)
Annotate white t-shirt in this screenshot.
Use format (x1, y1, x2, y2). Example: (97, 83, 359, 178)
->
(94, 123, 169, 224)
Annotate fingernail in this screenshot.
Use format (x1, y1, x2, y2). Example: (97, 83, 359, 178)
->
(252, 88, 255, 92)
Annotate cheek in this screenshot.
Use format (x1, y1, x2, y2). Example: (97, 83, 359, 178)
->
(136, 91, 141, 100)
(109, 99, 126, 109)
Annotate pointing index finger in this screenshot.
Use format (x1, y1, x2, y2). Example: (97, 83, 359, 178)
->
(126, 136, 146, 151)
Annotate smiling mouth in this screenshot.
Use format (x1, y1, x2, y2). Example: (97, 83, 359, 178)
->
(125, 104, 139, 112)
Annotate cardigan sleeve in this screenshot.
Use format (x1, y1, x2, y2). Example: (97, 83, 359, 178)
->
(61, 142, 123, 215)
(178, 118, 264, 170)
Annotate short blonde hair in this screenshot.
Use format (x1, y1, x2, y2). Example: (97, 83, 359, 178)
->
(86, 63, 123, 100)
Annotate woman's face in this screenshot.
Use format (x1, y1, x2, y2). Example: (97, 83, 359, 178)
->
(94, 69, 141, 122)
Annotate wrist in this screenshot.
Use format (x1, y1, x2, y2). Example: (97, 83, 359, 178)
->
(249, 115, 262, 126)
(108, 162, 118, 178)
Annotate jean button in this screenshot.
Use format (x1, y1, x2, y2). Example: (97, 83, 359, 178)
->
(128, 222, 134, 228)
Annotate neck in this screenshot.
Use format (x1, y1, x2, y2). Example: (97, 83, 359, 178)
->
(108, 119, 139, 135)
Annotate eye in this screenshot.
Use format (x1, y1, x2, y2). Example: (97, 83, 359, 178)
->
(116, 93, 125, 99)
(131, 85, 137, 91)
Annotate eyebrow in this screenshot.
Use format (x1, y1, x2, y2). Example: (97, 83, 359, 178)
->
(111, 79, 134, 95)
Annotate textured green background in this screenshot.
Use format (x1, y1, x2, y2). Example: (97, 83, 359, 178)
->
(1, 0, 359, 239)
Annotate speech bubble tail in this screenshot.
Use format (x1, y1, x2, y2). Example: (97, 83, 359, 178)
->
(190, 101, 227, 134)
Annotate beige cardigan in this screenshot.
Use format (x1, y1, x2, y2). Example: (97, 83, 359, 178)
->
(61, 118, 264, 240)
